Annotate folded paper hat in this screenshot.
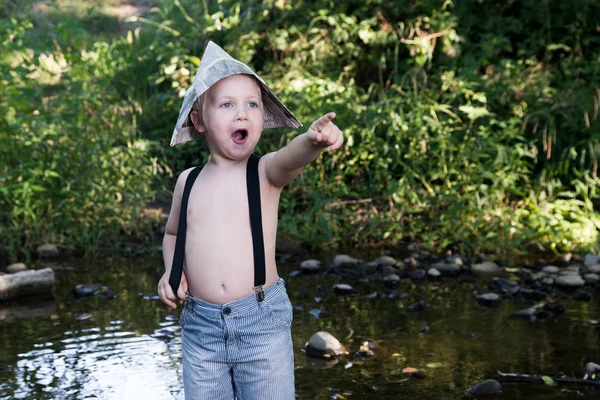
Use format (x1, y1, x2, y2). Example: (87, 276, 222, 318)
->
(170, 41, 302, 146)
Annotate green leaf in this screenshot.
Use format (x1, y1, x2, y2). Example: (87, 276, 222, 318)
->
(541, 376, 557, 386)
(426, 362, 443, 369)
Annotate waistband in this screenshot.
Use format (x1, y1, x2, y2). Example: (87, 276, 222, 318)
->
(185, 277, 286, 318)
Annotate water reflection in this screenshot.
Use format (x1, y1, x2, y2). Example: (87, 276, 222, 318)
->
(3, 317, 184, 400)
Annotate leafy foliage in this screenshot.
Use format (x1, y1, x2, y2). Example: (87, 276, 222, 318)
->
(1, 0, 599, 259)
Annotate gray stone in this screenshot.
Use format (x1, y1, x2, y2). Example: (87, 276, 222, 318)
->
(556, 274, 585, 287)
(531, 271, 547, 280)
(305, 331, 347, 357)
(36, 243, 59, 258)
(567, 265, 581, 273)
(381, 265, 399, 276)
(374, 256, 396, 266)
(584, 254, 600, 267)
(588, 264, 600, 274)
(332, 254, 360, 268)
(333, 283, 356, 295)
(427, 268, 441, 277)
(477, 293, 501, 307)
(7, 263, 27, 274)
(383, 274, 400, 284)
(410, 269, 426, 280)
(541, 277, 555, 286)
(446, 255, 464, 266)
(466, 379, 502, 395)
(431, 262, 461, 274)
(542, 265, 560, 274)
(300, 259, 321, 273)
(471, 261, 502, 277)
(583, 273, 600, 284)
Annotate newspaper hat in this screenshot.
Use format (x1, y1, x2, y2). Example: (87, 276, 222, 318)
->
(170, 41, 302, 146)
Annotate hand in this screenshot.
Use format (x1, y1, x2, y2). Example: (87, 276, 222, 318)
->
(157, 269, 188, 309)
(307, 112, 344, 152)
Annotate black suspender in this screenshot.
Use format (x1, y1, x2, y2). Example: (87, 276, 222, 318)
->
(168, 154, 266, 302)
(168, 165, 203, 296)
(246, 154, 266, 301)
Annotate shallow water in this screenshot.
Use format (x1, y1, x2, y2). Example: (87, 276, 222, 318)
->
(1, 254, 599, 399)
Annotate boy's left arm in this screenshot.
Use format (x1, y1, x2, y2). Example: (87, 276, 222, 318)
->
(264, 112, 343, 188)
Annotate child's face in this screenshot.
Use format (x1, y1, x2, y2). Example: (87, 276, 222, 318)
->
(193, 74, 264, 161)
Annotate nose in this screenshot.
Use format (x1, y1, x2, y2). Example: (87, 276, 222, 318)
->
(235, 105, 248, 120)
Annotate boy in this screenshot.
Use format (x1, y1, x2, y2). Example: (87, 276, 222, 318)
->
(157, 41, 343, 400)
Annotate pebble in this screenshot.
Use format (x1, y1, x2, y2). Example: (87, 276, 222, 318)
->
(466, 379, 502, 395)
(7, 263, 27, 273)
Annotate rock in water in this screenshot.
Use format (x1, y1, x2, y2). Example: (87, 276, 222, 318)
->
(471, 261, 502, 277)
(36, 243, 59, 258)
(332, 254, 360, 268)
(477, 293, 501, 307)
(555, 274, 585, 287)
(0, 268, 55, 300)
(333, 283, 356, 295)
(466, 379, 502, 395)
(6, 263, 27, 274)
(304, 331, 347, 358)
(300, 259, 321, 274)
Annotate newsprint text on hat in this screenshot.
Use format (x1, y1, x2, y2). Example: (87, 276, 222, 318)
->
(170, 41, 302, 146)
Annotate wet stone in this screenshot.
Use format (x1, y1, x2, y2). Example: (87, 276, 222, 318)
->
(305, 331, 347, 358)
(466, 379, 502, 395)
(471, 261, 502, 277)
(583, 273, 600, 284)
(477, 293, 501, 307)
(490, 277, 519, 289)
(588, 264, 600, 274)
(73, 284, 104, 298)
(408, 300, 430, 311)
(332, 254, 361, 268)
(556, 274, 585, 287)
(431, 262, 461, 274)
(541, 277, 555, 286)
(517, 288, 547, 301)
(427, 268, 441, 278)
(300, 259, 321, 274)
(383, 274, 401, 287)
(410, 269, 426, 280)
(446, 255, 465, 266)
(374, 256, 396, 266)
(333, 283, 356, 295)
(572, 290, 593, 302)
(36, 243, 59, 259)
(381, 265, 399, 276)
(584, 254, 600, 267)
(7, 263, 27, 273)
(542, 265, 560, 274)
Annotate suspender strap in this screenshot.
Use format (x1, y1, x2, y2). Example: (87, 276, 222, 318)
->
(168, 155, 267, 302)
(247, 154, 266, 302)
(168, 165, 203, 295)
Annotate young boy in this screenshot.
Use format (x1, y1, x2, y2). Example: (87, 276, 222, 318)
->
(157, 41, 343, 400)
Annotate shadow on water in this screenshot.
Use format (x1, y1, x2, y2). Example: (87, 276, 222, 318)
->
(1, 252, 599, 399)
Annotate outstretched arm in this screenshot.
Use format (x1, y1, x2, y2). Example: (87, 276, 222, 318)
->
(264, 112, 344, 188)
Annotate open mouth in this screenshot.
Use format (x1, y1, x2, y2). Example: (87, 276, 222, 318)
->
(231, 129, 248, 144)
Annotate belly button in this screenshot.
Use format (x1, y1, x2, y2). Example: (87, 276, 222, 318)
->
(221, 283, 226, 291)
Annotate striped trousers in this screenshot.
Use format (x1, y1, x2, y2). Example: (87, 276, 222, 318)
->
(180, 277, 295, 400)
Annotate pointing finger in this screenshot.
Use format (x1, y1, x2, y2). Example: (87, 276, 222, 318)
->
(314, 112, 336, 132)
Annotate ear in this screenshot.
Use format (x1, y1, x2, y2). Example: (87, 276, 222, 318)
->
(190, 110, 206, 137)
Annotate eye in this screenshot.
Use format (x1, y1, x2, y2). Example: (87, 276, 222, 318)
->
(220, 102, 233, 108)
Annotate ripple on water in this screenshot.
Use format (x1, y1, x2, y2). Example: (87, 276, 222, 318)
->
(6, 319, 184, 400)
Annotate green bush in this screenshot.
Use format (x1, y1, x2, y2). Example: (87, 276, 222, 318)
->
(1, 0, 598, 259)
